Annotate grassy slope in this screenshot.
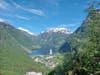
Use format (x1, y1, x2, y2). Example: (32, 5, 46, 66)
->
(0, 23, 50, 75)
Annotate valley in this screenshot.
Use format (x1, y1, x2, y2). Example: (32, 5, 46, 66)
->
(0, 0, 100, 75)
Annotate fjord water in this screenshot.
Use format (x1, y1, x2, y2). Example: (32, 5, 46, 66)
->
(29, 49, 50, 55)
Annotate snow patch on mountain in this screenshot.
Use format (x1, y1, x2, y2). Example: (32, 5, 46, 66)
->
(18, 27, 35, 35)
(0, 18, 5, 22)
(46, 28, 72, 34)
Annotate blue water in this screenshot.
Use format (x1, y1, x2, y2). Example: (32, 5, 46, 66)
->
(29, 49, 56, 55)
(29, 49, 50, 55)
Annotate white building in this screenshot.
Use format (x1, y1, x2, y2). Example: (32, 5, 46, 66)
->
(26, 72, 42, 75)
(50, 49, 53, 55)
(34, 57, 39, 62)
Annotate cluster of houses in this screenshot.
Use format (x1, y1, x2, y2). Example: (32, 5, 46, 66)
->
(31, 49, 58, 68)
(32, 54, 58, 68)
(26, 49, 59, 75)
(26, 49, 63, 75)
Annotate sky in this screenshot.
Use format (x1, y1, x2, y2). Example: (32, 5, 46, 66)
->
(0, 0, 89, 34)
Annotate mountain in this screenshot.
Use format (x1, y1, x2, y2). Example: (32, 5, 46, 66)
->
(45, 28, 72, 34)
(17, 27, 71, 52)
(0, 22, 49, 75)
(37, 28, 72, 51)
(49, 9, 100, 75)
(18, 27, 36, 36)
(59, 9, 100, 52)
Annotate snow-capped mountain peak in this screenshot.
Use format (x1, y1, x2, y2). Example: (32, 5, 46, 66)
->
(46, 28, 72, 34)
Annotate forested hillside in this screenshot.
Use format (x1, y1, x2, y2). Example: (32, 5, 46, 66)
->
(48, 8, 100, 75)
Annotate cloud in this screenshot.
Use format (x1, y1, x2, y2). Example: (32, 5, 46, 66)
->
(15, 15, 30, 20)
(0, 18, 5, 22)
(18, 27, 35, 35)
(0, 0, 10, 9)
(39, 0, 59, 6)
(73, 2, 80, 6)
(0, 0, 14, 10)
(59, 23, 80, 28)
(11, 0, 45, 16)
(0, 0, 45, 16)
(44, 0, 59, 6)
(27, 9, 45, 16)
(58, 23, 81, 32)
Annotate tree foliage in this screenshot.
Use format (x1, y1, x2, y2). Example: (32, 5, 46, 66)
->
(48, 4, 100, 75)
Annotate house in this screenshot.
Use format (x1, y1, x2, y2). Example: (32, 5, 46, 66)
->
(26, 72, 42, 75)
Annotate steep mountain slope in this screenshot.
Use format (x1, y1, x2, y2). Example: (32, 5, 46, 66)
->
(0, 22, 49, 75)
(37, 28, 71, 51)
(59, 9, 100, 52)
(17, 27, 71, 52)
(49, 9, 100, 75)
